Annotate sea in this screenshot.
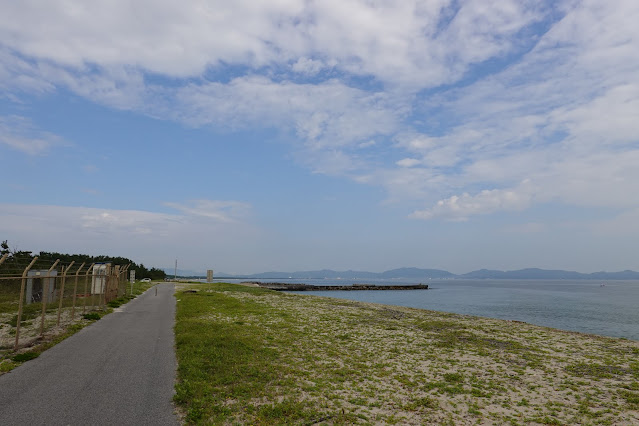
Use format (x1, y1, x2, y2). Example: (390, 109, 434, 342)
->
(212, 278, 639, 341)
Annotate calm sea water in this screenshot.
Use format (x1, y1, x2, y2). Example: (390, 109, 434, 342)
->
(215, 278, 639, 341)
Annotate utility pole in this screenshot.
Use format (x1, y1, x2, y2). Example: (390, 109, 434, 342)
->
(174, 259, 177, 282)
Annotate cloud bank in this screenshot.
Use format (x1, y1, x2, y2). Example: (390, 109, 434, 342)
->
(0, 201, 258, 272)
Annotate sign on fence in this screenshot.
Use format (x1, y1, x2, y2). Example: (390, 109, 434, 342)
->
(91, 264, 109, 294)
(26, 269, 58, 304)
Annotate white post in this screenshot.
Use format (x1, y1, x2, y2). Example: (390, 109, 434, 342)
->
(130, 270, 135, 296)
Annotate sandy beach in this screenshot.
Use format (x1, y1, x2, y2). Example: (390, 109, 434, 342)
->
(174, 284, 639, 425)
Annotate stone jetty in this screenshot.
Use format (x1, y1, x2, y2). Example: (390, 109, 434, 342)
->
(242, 282, 429, 291)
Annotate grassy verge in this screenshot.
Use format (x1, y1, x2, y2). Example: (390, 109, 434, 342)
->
(0, 280, 155, 373)
(174, 283, 639, 425)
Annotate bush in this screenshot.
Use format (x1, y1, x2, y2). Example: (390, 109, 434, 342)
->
(82, 313, 101, 321)
(12, 351, 39, 362)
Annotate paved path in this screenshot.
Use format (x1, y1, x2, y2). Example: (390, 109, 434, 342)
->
(0, 283, 179, 426)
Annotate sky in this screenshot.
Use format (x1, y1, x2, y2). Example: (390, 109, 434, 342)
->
(1, 0, 639, 275)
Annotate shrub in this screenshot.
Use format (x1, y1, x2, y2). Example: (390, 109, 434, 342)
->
(82, 313, 101, 321)
(12, 352, 40, 362)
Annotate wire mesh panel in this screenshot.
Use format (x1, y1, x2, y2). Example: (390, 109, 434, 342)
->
(0, 258, 129, 351)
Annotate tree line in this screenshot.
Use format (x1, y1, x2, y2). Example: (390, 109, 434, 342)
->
(1, 240, 166, 280)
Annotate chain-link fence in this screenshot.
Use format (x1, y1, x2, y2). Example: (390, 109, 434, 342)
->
(0, 254, 129, 351)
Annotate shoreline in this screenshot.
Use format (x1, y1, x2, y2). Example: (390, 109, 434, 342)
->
(225, 279, 639, 341)
(174, 283, 639, 424)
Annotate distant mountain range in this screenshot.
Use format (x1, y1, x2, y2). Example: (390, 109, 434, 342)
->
(459, 268, 639, 280)
(168, 266, 639, 280)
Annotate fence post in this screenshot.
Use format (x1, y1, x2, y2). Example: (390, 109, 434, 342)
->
(91, 266, 97, 310)
(99, 265, 108, 307)
(15, 256, 39, 350)
(71, 262, 85, 320)
(120, 265, 126, 297)
(118, 265, 124, 297)
(83, 263, 94, 314)
(114, 265, 121, 299)
(57, 261, 74, 326)
(101, 266, 107, 307)
(40, 259, 60, 337)
(121, 265, 129, 297)
(115, 265, 121, 299)
(126, 265, 130, 289)
(126, 264, 133, 296)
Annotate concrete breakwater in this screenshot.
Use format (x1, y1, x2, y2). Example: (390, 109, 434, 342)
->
(242, 282, 429, 291)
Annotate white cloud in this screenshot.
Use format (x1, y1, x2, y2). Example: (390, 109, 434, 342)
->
(554, 84, 639, 148)
(0, 201, 259, 271)
(396, 158, 421, 168)
(357, 140, 376, 148)
(0, 1, 548, 88)
(0, 47, 56, 94)
(79, 210, 173, 236)
(301, 149, 360, 176)
(380, 0, 639, 218)
(161, 77, 402, 174)
(0, 204, 180, 238)
(1, 46, 405, 174)
(0, 115, 61, 155)
(410, 181, 536, 221)
(164, 200, 251, 223)
(171, 77, 400, 145)
(291, 57, 328, 75)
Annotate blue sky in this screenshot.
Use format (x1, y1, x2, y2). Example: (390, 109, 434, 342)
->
(1, 1, 639, 274)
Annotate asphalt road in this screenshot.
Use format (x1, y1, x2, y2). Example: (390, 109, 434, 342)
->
(0, 283, 179, 426)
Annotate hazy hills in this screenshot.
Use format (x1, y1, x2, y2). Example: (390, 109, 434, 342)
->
(459, 268, 639, 280)
(223, 267, 455, 280)
(179, 267, 639, 280)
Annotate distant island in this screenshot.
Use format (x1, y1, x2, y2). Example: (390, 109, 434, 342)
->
(168, 266, 639, 280)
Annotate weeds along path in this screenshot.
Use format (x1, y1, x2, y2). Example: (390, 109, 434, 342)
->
(0, 283, 178, 426)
